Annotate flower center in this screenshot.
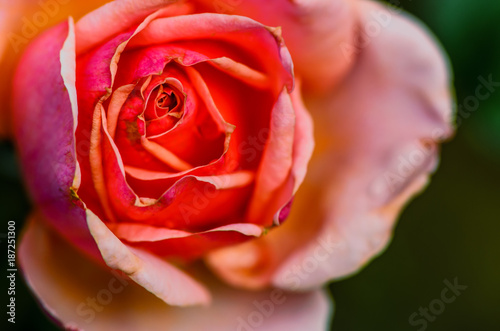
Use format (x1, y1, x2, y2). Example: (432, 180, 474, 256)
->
(155, 85, 178, 116)
(144, 83, 182, 122)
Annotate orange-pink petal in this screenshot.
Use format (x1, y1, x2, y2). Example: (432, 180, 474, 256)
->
(19, 215, 331, 330)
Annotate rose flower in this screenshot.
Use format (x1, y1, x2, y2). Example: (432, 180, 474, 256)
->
(2, 0, 454, 330)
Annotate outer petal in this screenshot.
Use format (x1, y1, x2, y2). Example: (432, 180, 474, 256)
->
(85, 210, 211, 306)
(207, 2, 454, 290)
(193, 0, 357, 92)
(19, 215, 332, 331)
(108, 222, 263, 260)
(75, 0, 181, 54)
(12, 19, 98, 258)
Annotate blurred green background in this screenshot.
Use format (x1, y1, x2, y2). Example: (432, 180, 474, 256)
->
(1, 0, 499, 330)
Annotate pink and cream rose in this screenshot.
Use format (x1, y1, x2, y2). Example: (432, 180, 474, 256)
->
(3, 0, 454, 330)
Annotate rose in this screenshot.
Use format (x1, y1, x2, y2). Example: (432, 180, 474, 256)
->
(16, 0, 308, 312)
(13, 0, 316, 327)
(6, 0, 454, 330)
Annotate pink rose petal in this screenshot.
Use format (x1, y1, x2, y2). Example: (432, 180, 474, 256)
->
(85, 209, 211, 306)
(13, 19, 99, 259)
(19, 216, 330, 330)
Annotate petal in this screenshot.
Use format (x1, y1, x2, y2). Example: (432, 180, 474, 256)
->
(287, 80, 315, 196)
(12, 19, 99, 258)
(75, 5, 195, 222)
(193, 0, 357, 92)
(207, 2, 454, 290)
(112, 222, 264, 261)
(100, 116, 253, 232)
(245, 89, 296, 226)
(108, 222, 262, 242)
(75, 0, 188, 54)
(205, 81, 314, 288)
(254, 79, 315, 222)
(19, 215, 332, 330)
(272, 2, 455, 290)
(85, 209, 211, 306)
(128, 13, 294, 91)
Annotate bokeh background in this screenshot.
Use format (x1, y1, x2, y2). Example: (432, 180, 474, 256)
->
(1, 0, 499, 330)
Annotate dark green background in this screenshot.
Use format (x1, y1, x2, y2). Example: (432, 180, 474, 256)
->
(1, 0, 499, 330)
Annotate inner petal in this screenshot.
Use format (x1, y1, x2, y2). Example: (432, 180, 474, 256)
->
(144, 83, 184, 136)
(109, 63, 238, 200)
(144, 84, 181, 120)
